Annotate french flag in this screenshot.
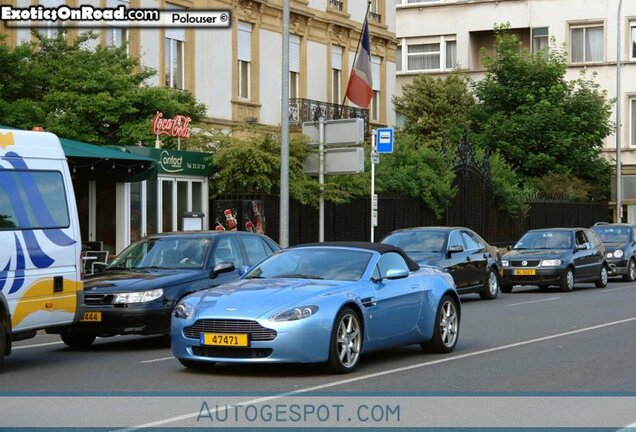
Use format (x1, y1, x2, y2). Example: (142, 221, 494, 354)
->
(345, 19, 373, 108)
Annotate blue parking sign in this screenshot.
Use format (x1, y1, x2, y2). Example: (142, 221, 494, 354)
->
(376, 128, 394, 153)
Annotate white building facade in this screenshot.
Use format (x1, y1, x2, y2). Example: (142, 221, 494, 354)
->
(396, 0, 636, 221)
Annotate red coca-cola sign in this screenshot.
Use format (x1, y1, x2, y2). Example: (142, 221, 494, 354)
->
(151, 112, 191, 138)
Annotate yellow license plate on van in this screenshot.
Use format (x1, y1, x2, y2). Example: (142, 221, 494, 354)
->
(81, 312, 102, 322)
(201, 333, 249, 347)
(514, 269, 536, 276)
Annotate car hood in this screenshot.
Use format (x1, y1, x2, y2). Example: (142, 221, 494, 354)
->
(194, 278, 353, 319)
(503, 249, 569, 260)
(84, 269, 207, 293)
(602, 242, 627, 253)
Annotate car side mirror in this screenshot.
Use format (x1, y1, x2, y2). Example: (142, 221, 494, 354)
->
(385, 268, 409, 280)
(210, 262, 235, 279)
(447, 245, 464, 258)
(237, 265, 251, 276)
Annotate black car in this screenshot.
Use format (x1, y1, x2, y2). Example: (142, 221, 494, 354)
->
(591, 223, 636, 281)
(500, 228, 608, 292)
(382, 227, 501, 299)
(49, 231, 280, 348)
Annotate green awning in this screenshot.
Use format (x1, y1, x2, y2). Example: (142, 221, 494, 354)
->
(60, 137, 156, 163)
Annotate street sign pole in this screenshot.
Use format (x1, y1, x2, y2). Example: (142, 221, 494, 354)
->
(370, 129, 376, 242)
(319, 117, 325, 242)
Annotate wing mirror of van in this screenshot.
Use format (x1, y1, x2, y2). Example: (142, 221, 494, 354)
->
(210, 262, 235, 279)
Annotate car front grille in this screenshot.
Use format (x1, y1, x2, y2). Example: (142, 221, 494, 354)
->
(183, 319, 277, 341)
(192, 346, 273, 359)
(84, 293, 115, 306)
(510, 260, 540, 267)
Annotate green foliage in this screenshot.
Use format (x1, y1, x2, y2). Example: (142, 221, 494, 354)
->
(0, 32, 206, 146)
(392, 71, 474, 143)
(525, 172, 592, 201)
(487, 151, 529, 216)
(471, 25, 613, 200)
(376, 134, 456, 219)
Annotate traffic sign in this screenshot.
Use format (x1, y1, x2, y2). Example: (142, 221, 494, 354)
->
(301, 118, 365, 146)
(376, 127, 394, 153)
(371, 151, 379, 165)
(302, 147, 365, 176)
(372, 194, 378, 210)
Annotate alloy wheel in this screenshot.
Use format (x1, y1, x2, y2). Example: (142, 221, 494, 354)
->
(439, 300, 459, 348)
(488, 271, 498, 296)
(336, 313, 362, 369)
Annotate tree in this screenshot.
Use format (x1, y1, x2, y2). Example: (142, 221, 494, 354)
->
(471, 25, 613, 200)
(0, 33, 206, 146)
(393, 71, 474, 143)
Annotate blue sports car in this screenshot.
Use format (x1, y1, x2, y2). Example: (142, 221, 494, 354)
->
(171, 242, 460, 373)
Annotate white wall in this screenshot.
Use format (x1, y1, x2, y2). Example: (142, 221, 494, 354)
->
(16, 0, 31, 45)
(309, 0, 327, 11)
(195, 28, 232, 120)
(306, 40, 328, 101)
(259, 29, 283, 125)
(349, 0, 368, 24)
(138, 0, 160, 86)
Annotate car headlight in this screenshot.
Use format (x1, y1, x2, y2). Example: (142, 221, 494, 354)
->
(501, 260, 509, 267)
(540, 260, 562, 267)
(270, 305, 319, 322)
(174, 302, 196, 319)
(606, 252, 613, 259)
(113, 288, 163, 305)
(614, 250, 624, 258)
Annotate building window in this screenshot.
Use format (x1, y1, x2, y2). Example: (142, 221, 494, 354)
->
(445, 40, 457, 69)
(532, 27, 549, 54)
(329, 0, 343, 11)
(290, 34, 300, 99)
(570, 24, 603, 63)
(631, 23, 636, 60)
(107, 0, 129, 53)
(332, 45, 343, 103)
(371, 55, 381, 121)
(238, 21, 252, 99)
(396, 45, 402, 71)
(39, 0, 64, 39)
(631, 99, 636, 147)
(369, 0, 381, 23)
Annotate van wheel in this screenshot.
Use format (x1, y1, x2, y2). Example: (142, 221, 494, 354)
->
(0, 319, 6, 372)
(61, 332, 96, 349)
(421, 295, 460, 353)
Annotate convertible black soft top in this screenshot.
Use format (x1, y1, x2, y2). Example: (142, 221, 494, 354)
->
(293, 241, 420, 272)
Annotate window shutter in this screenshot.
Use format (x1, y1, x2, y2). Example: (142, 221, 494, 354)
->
(238, 21, 252, 62)
(371, 55, 381, 90)
(290, 35, 300, 73)
(332, 45, 342, 70)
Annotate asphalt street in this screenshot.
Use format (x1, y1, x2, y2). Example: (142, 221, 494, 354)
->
(2, 280, 636, 428)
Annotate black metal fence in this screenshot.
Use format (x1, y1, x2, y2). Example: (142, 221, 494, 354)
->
(211, 194, 610, 247)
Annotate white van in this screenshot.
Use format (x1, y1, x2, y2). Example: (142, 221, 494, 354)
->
(0, 127, 83, 370)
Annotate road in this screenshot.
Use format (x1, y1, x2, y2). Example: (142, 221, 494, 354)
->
(2, 280, 636, 429)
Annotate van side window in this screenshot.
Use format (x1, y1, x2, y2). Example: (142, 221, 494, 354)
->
(0, 170, 70, 230)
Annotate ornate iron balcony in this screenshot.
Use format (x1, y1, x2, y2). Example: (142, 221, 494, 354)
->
(329, 0, 343, 11)
(369, 11, 382, 23)
(289, 98, 369, 132)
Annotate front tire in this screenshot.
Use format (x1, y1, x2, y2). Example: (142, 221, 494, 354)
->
(595, 265, 608, 288)
(0, 318, 6, 372)
(421, 294, 460, 354)
(479, 268, 499, 300)
(325, 307, 363, 374)
(60, 332, 96, 349)
(622, 258, 636, 282)
(560, 268, 575, 292)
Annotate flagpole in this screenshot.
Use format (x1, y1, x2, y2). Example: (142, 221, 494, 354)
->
(341, 1, 372, 109)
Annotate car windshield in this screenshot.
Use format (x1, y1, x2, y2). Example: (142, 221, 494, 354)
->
(514, 231, 572, 250)
(382, 231, 447, 253)
(244, 248, 373, 281)
(108, 237, 211, 270)
(592, 226, 632, 243)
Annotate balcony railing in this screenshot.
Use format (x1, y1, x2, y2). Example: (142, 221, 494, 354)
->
(369, 11, 381, 23)
(329, 0, 343, 12)
(289, 98, 369, 132)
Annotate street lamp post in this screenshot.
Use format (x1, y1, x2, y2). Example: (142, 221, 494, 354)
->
(616, 0, 624, 222)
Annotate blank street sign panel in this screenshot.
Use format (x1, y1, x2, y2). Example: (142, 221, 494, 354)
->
(301, 118, 365, 146)
(303, 147, 365, 175)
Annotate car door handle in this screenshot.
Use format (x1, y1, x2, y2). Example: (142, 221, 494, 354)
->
(361, 297, 377, 307)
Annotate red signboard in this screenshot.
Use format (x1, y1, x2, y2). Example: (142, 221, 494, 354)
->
(151, 112, 191, 138)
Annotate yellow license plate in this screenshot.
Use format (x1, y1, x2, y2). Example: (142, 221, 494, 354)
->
(514, 269, 536, 276)
(80, 311, 102, 322)
(201, 332, 249, 347)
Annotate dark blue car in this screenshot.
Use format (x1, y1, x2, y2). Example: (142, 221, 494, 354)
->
(51, 231, 280, 348)
(500, 228, 608, 292)
(591, 223, 636, 281)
